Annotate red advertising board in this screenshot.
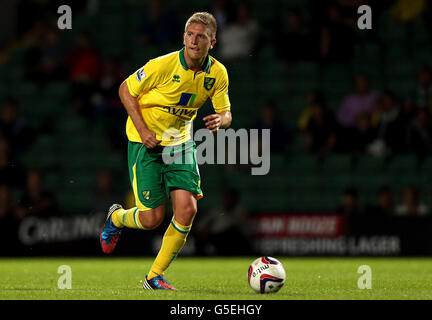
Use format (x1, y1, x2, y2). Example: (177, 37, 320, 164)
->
(251, 213, 345, 238)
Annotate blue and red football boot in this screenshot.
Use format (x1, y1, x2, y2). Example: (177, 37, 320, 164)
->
(100, 204, 123, 254)
(143, 274, 177, 290)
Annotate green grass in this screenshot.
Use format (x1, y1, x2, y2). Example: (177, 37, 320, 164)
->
(0, 257, 431, 300)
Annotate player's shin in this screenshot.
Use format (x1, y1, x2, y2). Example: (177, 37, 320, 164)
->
(147, 218, 192, 279)
(111, 207, 145, 229)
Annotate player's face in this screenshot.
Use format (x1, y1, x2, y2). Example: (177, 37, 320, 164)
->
(183, 23, 215, 61)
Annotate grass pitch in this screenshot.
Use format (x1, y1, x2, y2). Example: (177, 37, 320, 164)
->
(0, 257, 431, 300)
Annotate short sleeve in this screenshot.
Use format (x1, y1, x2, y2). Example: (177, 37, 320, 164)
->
(211, 68, 231, 113)
(125, 60, 161, 97)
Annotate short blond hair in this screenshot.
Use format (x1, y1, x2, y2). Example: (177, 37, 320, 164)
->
(184, 12, 217, 39)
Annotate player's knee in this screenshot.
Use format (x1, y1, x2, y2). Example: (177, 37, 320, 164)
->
(175, 202, 197, 224)
(139, 208, 164, 229)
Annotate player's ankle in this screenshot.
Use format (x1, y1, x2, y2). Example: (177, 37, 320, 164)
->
(147, 271, 161, 280)
(111, 210, 124, 228)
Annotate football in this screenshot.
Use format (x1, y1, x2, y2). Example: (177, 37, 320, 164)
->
(248, 256, 286, 294)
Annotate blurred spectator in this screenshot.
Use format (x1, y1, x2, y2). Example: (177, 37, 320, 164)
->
(0, 98, 34, 155)
(406, 108, 432, 162)
(252, 101, 291, 154)
(337, 75, 380, 129)
(368, 92, 400, 157)
(390, 0, 425, 23)
(319, 1, 358, 62)
(90, 58, 127, 150)
(367, 186, 395, 216)
(337, 186, 364, 216)
(299, 92, 338, 156)
(92, 170, 118, 213)
(24, 27, 65, 85)
(218, 2, 258, 61)
(66, 32, 100, 83)
(15, 170, 58, 219)
(384, 99, 417, 154)
(194, 189, 251, 255)
(275, 9, 317, 63)
(298, 90, 325, 130)
(90, 57, 126, 118)
(416, 65, 432, 112)
(388, 0, 424, 51)
(210, 0, 234, 32)
(137, 0, 179, 47)
(395, 185, 429, 216)
(345, 111, 376, 155)
(66, 32, 101, 118)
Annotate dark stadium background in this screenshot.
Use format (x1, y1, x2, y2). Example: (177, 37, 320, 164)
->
(0, 0, 431, 257)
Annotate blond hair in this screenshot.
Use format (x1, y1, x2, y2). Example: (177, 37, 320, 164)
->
(184, 12, 217, 39)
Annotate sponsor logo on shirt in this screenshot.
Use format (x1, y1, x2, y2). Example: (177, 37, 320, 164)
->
(172, 74, 181, 82)
(136, 68, 146, 82)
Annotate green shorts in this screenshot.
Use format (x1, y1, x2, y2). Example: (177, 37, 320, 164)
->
(128, 140, 203, 211)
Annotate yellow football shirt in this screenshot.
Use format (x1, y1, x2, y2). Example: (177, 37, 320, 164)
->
(125, 48, 231, 146)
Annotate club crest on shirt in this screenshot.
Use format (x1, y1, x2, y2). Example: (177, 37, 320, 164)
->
(204, 77, 215, 90)
(136, 68, 146, 82)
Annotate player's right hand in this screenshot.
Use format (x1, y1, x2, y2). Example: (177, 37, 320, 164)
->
(141, 129, 161, 149)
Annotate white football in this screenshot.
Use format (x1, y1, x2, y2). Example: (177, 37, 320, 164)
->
(248, 256, 286, 294)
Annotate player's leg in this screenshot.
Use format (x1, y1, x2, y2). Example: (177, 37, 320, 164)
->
(147, 189, 196, 276)
(144, 189, 196, 290)
(100, 205, 166, 254)
(111, 205, 165, 230)
(100, 141, 165, 254)
(144, 141, 202, 289)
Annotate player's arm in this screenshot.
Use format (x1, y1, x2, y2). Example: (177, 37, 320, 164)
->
(118, 80, 160, 148)
(205, 66, 231, 133)
(203, 110, 232, 133)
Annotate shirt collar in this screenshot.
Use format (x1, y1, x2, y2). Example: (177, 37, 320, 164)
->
(179, 47, 211, 73)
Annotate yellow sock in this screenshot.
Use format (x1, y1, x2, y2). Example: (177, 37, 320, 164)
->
(111, 207, 145, 229)
(148, 218, 191, 279)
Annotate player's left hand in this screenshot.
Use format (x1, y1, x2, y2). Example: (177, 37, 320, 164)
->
(203, 114, 222, 133)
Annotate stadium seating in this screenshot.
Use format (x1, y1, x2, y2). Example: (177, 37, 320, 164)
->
(1, 0, 430, 215)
